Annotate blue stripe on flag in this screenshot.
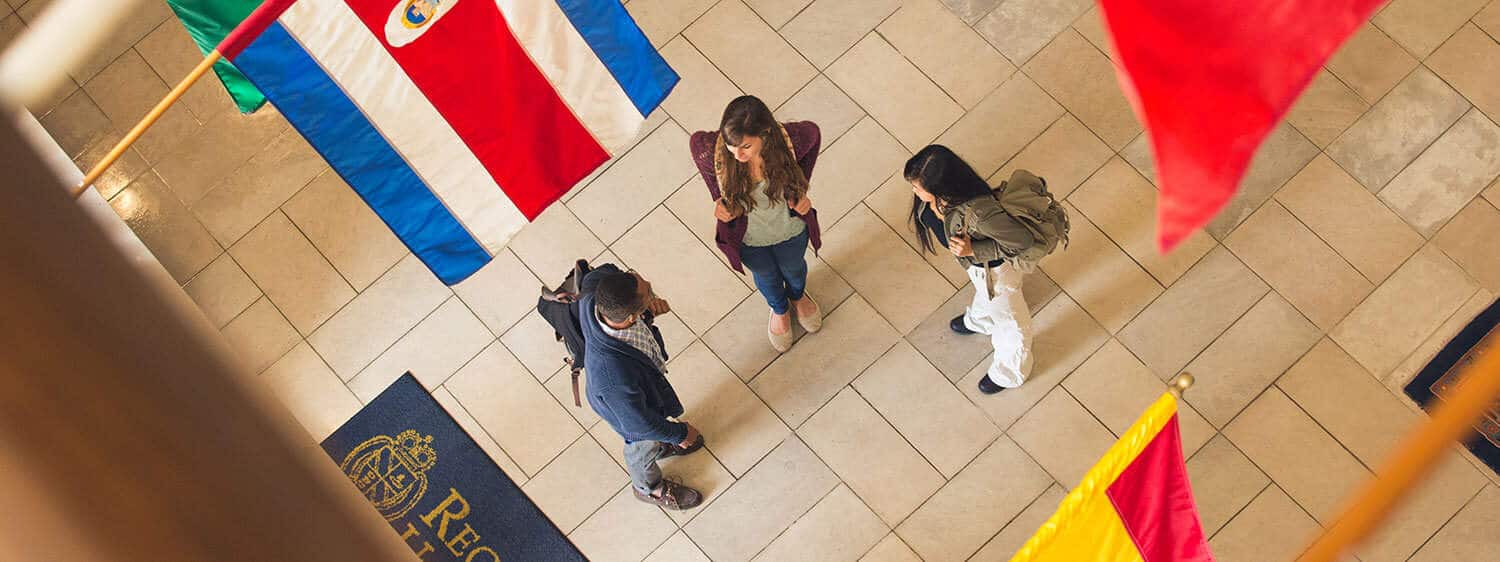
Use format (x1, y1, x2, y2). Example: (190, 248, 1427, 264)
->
(554, 0, 679, 116)
(229, 22, 492, 285)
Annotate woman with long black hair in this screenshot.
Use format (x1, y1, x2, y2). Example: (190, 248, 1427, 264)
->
(906, 145, 1035, 394)
(689, 96, 823, 352)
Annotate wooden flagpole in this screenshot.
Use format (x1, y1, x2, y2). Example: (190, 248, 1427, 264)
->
(1300, 346, 1500, 561)
(71, 50, 222, 199)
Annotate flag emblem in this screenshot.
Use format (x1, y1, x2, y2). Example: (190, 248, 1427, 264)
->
(386, 0, 454, 46)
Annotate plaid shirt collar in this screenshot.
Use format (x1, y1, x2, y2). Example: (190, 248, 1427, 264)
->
(596, 311, 668, 373)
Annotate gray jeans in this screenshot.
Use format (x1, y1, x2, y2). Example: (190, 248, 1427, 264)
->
(623, 440, 665, 494)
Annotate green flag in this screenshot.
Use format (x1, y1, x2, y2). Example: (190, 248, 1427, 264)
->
(164, 0, 266, 114)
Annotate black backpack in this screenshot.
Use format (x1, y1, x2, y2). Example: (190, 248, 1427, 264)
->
(537, 259, 622, 407)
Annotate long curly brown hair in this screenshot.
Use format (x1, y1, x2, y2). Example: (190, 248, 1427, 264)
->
(718, 96, 807, 216)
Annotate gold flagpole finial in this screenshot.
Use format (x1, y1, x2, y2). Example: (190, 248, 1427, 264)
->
(1168, 373, 1195, 397)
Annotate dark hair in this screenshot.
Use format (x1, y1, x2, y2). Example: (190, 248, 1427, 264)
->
(593, 271, 644, 324)
(718, 95, 807, 216)
(904, 145, 994, 254)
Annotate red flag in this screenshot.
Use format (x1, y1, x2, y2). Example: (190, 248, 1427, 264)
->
(1099, 0, 1386, 251)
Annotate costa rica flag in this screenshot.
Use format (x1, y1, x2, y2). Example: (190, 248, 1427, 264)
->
(217, 0, 677, 284)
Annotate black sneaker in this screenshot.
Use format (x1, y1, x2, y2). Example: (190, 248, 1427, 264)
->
(977, 376, 1006, 395)
(950, 315, 977, 335)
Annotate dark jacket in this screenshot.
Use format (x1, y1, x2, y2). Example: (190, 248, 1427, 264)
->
(689, 121, 823, 274)
(579, 294, 687, 445)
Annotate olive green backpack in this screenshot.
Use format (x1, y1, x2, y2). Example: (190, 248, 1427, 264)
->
(993, 169, 1070, 272)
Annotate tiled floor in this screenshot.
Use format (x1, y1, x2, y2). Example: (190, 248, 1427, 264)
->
(20, 0, 1500, 559)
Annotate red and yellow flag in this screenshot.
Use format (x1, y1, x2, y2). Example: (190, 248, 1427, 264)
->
(1011, 391, 1213, 562)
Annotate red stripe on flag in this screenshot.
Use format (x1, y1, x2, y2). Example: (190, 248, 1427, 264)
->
(219, 0, 295, 58)
(1106, 415, 1214, 562)
(343, 0, 607, 219)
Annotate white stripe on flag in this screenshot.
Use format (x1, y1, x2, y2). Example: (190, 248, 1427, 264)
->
(278, 0, 526, 254)
(495, 0, 645, 153)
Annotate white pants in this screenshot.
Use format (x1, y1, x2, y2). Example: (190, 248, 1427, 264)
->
(964, 262, 1034, 388)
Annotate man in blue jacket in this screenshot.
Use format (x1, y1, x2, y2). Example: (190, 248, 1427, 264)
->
(580, 269, 704, 510)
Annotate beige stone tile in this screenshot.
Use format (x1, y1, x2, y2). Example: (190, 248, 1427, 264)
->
(1373, 0, 1489, 58)
(658, 447, 737, 527)
(1275, 154, 1425, 283)
(1362, 448, 1488, 560)
(880, 0, 1016, 109)
(1327, 68, 1471, 192)
(55, 0, 170, 82)
(229, 211, 353, 336)
(1010, 387, 1116, 487)
(993, 115, 1113, 202)
(448, 343, 583, 476)
(1118, 247, 1268, 379)
(1479, 0, 1500, 39)
(348, 297, 492, 399)
(1226, 202, 1373, 330)
(1185, 435, 1269, 536)
(447, 249, 543, 336)
(1381, 109, 1500, 236)
(0, 12, 24, 53)
(1332, 245, 1479, 376)
(1225, 388, 1372, 523)
(1487, 175, 1500, 207)
(700, 291, 816, 382)
(799, 389, 945, 525)
(1119, 132, 1156, 184)
(191, 134, 325, 247)
(1023, 29, 1140, 150)
(862, 175, 969, 289)
(974, 0, 1092, 65)
(544, 366, 600, 429)
(896, 436, 1053, 561)
(826, 35, 964, 152)
(307, 254, 451, 378)
(1205, 121, 1320, 239)
(668, 342, 791, 476)
(220, 296, 300, 375)
(571, 121, 698, 244)
(664, 177, 738, 272)
(754, 484, 889, 561)
(1387, 288, 1495, 389)
(1277, 339, 1416, 466)
(744, 0, 813, 28)
(1183, 293, 1322, 427)
(38, 88, 110, 159)
(613, 207, 750, 333)
(430, 386, 527, 484)
(259, 343, 360, 441)
(507, 202, 606, 284)
(970, 485, 1066, 561)
(819, 205, 953, 333)
(281, 172, 406, 292)
(1062, 339, 1214, 457)
(521, 436, 626, 533)
(1069, 158, 1217, 287)
(626, 0, 716, 47)
(684, 0, 816, 108)
(1287, 68, 1371, 148)
(182, 253, 260, 329)
(1409, 484, 1500, 561)
(570, 486, 678, 562)
(109, 172, 221, 283)
(1038, 203, 1162, 333)
(804, 116, 906, 229)
(854, 342, 998, 477)
(781, 0, 899, 69)
(938, 0, 1002, 25)
(646, 531, 710, 562)
(860, 533, 921, 562)
(501, 310, 570, 381)
(960, 292, 1109, 430)
(685, 436, 839, 562)
(135, 18, 235, 123)
(1436, 199, 1500, 292)
(751, 296, 901, 427)
(905, 290, 1000, 383)
(568, 112, 672, 203)
(150, 105, 287, 199)
(1327, 23, 1420, 104)
(72, 132, 149, 200)
(775, 75, 865, 148)
(934, 73, 1062, 179)
(1207, 485, 1319, 562)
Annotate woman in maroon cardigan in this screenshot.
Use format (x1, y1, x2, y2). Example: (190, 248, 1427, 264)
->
(689, 96, 823, 352)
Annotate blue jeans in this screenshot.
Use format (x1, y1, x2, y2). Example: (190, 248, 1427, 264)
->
(740, 229, 809, 314)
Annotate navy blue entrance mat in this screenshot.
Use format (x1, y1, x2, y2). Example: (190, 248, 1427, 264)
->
(1403, 296, 1500, 477)
(321, 373, 585, 561)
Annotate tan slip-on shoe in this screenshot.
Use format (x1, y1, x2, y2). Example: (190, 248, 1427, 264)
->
(769, 311, 794, 352)
(795, 295, 822, 333)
